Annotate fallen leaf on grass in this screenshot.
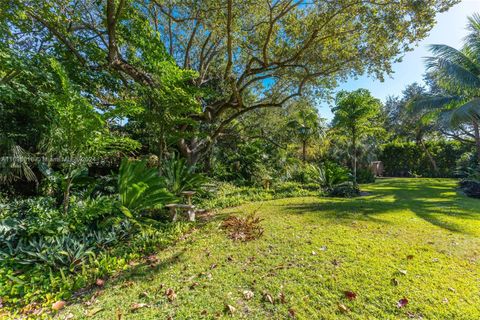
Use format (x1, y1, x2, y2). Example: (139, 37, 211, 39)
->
(391, 278, 399, 286)
(344, 291, 357, 300)
(264, 293, 274, 304)
(278, 292, 286, 304)
(190, 282, 199, 289)
(86, 307, 104, 317)
(115, 309, 122, 320)
(397, 298, 408, 308)
(406, 255, 414, 260)
(64, 313, 74, 320)
(95, 279, 105, 287)
(243, 290, 254, 300)
(210, 263, 217, 269)
(288, 308, 296, 318)
(52, 301, 66, 311)
(165, 288, 177, 301)
(398, 269, 407, 275)
(225, 304, 236, 315)
(338, 303, 349, 313)
(331, 259, 341, 267)
(130, 303, 149, 311)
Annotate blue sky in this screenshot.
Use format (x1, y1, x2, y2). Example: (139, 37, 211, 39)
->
(317, 0, 480, 120)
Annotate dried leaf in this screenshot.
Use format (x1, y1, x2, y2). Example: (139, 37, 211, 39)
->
(391, 278, 399, 286)
(243, 290, 254, 300)
(344, 291, 357, 300)
(210, 263, 217, 269)
(406, 255, 414, 260)
(278, 292, 286, 304)
(165, 288, 177, 301)
(225, 304, 236, 315)
(264, 293, 274, 304)
(398, 269, 407, 275)
(130, 303, 149, 311)
(311, 251, 317, 256)
(288, 308, 296, 318)
(338, 303, 349, 313)
(95, 279, 105, 287)
(115, 309, 123, 320)
(190, 282, 199, 289)
(52, 301, 66, 311)
(86, 307, 104, 317)
(397, 298, 408, 308)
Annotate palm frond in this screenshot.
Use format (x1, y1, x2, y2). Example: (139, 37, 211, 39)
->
(449, 98, 480, 126)
(428, 44, 479, 74)
(409, 95, 461, 114)
(425, 56, 480, 92)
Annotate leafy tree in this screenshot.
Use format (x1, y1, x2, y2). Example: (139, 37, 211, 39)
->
(42, 60, 140, 212)
(412, 14, 480, 163)
(4, 0, 457, 163)
(331, 89, 383, 184)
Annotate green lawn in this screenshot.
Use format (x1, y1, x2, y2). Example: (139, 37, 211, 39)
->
(59, 178, 480, 319)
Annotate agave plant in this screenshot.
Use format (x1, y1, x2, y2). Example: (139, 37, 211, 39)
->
(411, 14, 480, 162)
(118, 159, 173, 218)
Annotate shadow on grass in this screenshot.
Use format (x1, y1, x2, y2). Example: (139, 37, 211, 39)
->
(281, 179, 480, 234)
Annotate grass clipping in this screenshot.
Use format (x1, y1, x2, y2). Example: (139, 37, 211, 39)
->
(222, 213, 264, 241)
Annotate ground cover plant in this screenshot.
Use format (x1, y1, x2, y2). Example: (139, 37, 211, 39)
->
(56, 178, 480, 319)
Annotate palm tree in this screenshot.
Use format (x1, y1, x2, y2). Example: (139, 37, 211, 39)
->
(412, 14, 480, 163)
(287, 102, 323, 163)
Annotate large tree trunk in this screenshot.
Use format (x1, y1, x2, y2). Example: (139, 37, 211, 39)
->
(473, 118, 480, 164)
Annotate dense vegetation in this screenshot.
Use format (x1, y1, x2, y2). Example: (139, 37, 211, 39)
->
(1, 0, 479, 318)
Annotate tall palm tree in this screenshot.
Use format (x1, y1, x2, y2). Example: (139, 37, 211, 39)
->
(412, 13, 480, 163)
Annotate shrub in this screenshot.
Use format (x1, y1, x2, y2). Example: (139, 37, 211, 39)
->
(161, 155, 207, 196)
(328, 182, 360, 198)
(199, 181, 318, 210)
(380, 141, 471, 178)
(357, 168, 375, 184)
(118, 159, 173, 218)
(459, 180, 480, 198)
(322, 161, 351, 190)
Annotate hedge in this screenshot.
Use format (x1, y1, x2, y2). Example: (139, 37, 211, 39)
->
(379, 141, 471, 178)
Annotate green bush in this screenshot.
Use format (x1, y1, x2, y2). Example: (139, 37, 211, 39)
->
(199, 181, 318, 210)
(357, 168, 375, 184)
(161, 155, 207, 196)
(118, 159, 173, 218)
(379, 141, 471, 178)
(328, 181, 360, 198)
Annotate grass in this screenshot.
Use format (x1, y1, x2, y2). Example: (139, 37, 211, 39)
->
(58, 178, 480, 319)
